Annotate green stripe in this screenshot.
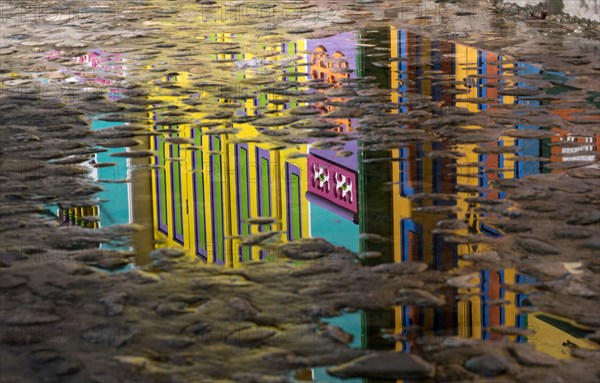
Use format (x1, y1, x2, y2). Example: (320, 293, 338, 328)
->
(158, 137, 168, 228)
(239, 148, 251, 260)
(213, 137, 224, 262)
(260, 158, 270, 216)
(172, 141, 184, 239)
(291, 173, 301, 239)
(194, 131, 207, 251)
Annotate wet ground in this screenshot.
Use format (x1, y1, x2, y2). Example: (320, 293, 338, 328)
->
(1, 1, 599, 382)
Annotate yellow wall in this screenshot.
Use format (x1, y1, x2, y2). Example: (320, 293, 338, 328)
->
(147, 38, 309, 267)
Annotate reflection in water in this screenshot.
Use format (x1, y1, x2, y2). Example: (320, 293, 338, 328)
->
(58, 206, 100, 228)
(62, 26, 598, 381)
(147, 33, 365, 265)
(41, 49, 132, 238)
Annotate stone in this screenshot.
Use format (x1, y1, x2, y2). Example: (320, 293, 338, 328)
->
(182, 321, 212, 335)
(371, 262, 428, 274)
(327, 352, 435, 380)
(245, 217, 278, 225)
(515, 237, 561, 255)
(228, 297, 259, 318)
(27, 349, 61, 367)
(113, 356, 149, 370)
(319, 324, 353, 344)
(461, 251, 501, 262)
(92, 258, 131, 271)
(253, 116, 299, 127)
(55, 41, 88, 48)
(0, 309, 62, 325)
(99, 292, 128, 316)
(487, 325, 535, 337)
(357, 251, 382, 260)
(0, 273, 29, 289)
(322, 108, 363, 118)
(150, 335, 195, 349)
(55, 359, 81, 376)
(288, 106, 321, 115)
(522, 262, 570, 279)
(99, 138, 141, 148)
(499, 87, 541, 96)
(81, 323, 139, 347)
(280, 238, 335, 260)
(226, 326, 277, 346)
(240, 231, 281, 246)
(567, 210, 600, 225)
(126, 269, 161, 284)
(495, 221, 532, 233)
(232, 373, 289, 383)
(26, 349, 80, 376)
(447, 273, 479, 288)
(569, 167, 600, 179)
(516, 371, 565, 383)
(288, 27, 314, 34)
(554, 226, 594, 239)
(155, 302, 189, 317)
(464, 354, 509, 376)
(109, 150, 155, 158)
(504, 129, 557, 139)
(395, 289, 445, 307)
(150, 247, 186, 259)
(508, 344, 558, 366)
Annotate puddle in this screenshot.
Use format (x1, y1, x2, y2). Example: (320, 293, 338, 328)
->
(99, 25, 597, 377)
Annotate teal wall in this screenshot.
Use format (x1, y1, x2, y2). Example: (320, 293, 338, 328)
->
(310, 203, 359, 253)
(91, 120, 131, 228)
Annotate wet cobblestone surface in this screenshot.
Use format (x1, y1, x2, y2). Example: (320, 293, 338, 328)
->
(1, 0, 599, 382)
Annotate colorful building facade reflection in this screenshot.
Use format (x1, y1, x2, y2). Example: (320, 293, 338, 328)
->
(43, 49, 132, 234)
(141, 30, 596, 381)
(149, 35, 312, 267)
(375, 27, 597, 365)
(306, 33, 362, 255)
(148, 32, 370, 267)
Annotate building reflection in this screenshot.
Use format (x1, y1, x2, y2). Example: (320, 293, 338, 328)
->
(58, 206, 100, 229)
(42, 49, 133, 246)
(148, 34, 310, 266)
(359, 28, 598, 371)
(57, 28, 597, 381)
(144, 31, 597, 380)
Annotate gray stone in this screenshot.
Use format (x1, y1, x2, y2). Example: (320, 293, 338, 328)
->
(319, 324, 353, 344)
(0, 274, 28, 289)
(81, 323, 139, 347)
(371, 262, 428, 274)
(554, 226, 594, 239)
(99, 292, 128, 316)
(150, 247, 186, 259)
(228, 297, 259, 318)
(567, 210, 600, 226)
(515, 236, 561, 255)
(327, 352, 435, 380)
(280, 238, 335, 260)
(508, 344, 559, 366)
(0, 310, 62, 325)
(395, 289, 445, 307)
(155, 302, 188, 317)
(464, 354, 509, 376)
(226, 326, 277, 346)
